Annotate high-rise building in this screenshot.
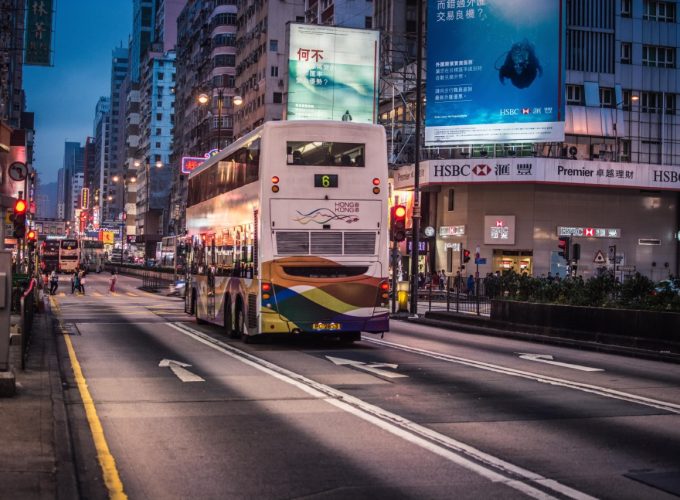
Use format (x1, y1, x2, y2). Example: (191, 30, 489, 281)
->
(393, 0, 680, 280)
(233, 0, 305, 137)
(62, 141, 84, 222)
(130, 0, 156, 83)
(93, 97, 111, 226)
(171, 0, 238, 235)
(106, 47, 130, 223)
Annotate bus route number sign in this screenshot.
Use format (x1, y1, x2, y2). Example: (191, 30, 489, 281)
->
(314, 174, 338, 188)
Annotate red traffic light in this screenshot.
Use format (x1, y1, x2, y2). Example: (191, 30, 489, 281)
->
(14, 199, 27, 214)
(394, 205, 406, 219)
(463, 249, 471, 263)
(26, 229, 37, 241)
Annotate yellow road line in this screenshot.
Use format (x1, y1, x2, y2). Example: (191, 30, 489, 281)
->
(126, 292, 138, 297)
(50, 296, 127, 499)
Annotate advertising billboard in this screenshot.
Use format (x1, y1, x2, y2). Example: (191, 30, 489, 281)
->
(425, 0, 565, 145)
(287, 24, 379, 123)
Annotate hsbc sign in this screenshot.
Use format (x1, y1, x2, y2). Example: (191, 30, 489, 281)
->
(557, 226, 621, 239)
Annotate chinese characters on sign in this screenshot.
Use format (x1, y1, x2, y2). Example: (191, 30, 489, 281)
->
(426, 0, 565, 145)
(557, 227, 621, 239)
(25, 0, 54, 66)
(287, 24, 379, 123)
(484, 215, 516, 245)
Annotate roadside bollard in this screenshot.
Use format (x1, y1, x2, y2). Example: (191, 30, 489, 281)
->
(397, 281, 409, 312)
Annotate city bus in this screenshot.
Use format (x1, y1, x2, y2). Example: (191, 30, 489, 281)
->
(39, 240, 60, 273)
(81, 240, 104, 272)
(158, 235, 187, 272)
(59, 238, 80, 273)
(185, 121, 390, 342)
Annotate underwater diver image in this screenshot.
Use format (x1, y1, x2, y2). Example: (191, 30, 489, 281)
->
(497, 39, 543, 89)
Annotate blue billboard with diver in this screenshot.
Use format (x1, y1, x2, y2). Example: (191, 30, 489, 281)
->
(425, 0, 565, 145)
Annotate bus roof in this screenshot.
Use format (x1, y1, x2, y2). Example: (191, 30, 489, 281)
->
(188, 121, 384, 179)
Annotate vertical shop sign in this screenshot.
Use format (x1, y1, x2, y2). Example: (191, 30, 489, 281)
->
(25, 0, 54, 66)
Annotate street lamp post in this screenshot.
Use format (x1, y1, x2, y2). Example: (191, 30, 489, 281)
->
(198, 90, 227, 151)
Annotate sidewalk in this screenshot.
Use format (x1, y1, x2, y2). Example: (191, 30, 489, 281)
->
(0, 298, 77, 500)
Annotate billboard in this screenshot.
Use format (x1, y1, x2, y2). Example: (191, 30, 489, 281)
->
(425, 0, 565, 145)
(25, 0, 54, 66)
(287, 24, 379, 123)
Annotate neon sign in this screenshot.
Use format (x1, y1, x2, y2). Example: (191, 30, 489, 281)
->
(181, 149, 219, 175)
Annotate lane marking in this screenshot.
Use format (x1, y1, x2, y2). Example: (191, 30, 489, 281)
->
(159, 359, 205, 382)
(126, 292, 138, 297)
(518, 353, 603, 372)
(167, 322, 593, 500)
(50, 297, 127, 499)
(363, 337, 680, 415)
(326, 356, 408, 379)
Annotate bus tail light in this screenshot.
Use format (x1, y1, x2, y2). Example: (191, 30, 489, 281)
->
(261, 282, 277, 309)
(372, 178, 381, 194)
(271, 176, 280, 193)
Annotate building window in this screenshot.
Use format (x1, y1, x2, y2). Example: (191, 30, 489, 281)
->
(270, 65, 278, 77)
(621, 42, 632, 64)
(641, 91, 662, 113)
(157, 73, 164, 80)
(156, 128, 161, 135)
(566, 84, 584, 105)
(665, 93, 676, 115)
(270, 39, 278, 52)
(213, 54, 236, 67)
(156, 113, 163, 120)
(622, 89, 637, 110)
(365, 16, 372, 28)
(642, 45, 676, 68)
(643, 1, 676, 21)
(447, 188, 455, 211)
(600, 87, 615, 107)
(156, 142, 161, 148)
(273, 92, 282, 103)
(621, 0, 632, 17)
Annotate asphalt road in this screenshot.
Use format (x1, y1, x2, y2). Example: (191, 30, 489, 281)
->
(51, 272, 680, 499)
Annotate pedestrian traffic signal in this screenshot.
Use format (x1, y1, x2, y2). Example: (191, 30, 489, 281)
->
(463, 249, 471, 263)
(572, 243, 581, 262)
(558, 236, 570, 261)
(12, 199, 27, 239)
(390, 204, 407, 242)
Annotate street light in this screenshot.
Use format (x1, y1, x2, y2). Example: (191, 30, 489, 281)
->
(233, 95, 243, 106)
(612, 93, 639, 162)
(197, 89, 226, 151)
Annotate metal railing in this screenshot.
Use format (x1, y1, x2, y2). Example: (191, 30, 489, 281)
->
(416, 276, 496, 316)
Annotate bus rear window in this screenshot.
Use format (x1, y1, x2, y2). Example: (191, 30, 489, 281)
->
(287, 141, 365, 167)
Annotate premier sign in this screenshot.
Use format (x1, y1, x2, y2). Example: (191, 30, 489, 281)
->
(394, 158, 680, 192)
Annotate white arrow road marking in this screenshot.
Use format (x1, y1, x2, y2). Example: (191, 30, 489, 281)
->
(159, 359, 205, 382)
(518, 353, 604, 372)
(325, 356, 408, 379)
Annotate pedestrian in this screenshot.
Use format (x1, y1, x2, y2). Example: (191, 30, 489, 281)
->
(79, 269, 86, 294)
(439, 270, 446, 291)
(467, 274, 475, 296)
(72, 270, 80, 294)
(49, 270, 59, 295)
(454, 271, 462, 292)
(109, 271, 117, 293)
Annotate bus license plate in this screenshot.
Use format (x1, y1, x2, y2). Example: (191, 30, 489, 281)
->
(313, 322, 341, 331)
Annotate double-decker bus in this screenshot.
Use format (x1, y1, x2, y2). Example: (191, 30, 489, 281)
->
(158, 235, 187, 272)
(39, 240, 60, 273)
(185, 121, 389, 342)
(59, 238, 80, 273)
(81, 240, 104, 272)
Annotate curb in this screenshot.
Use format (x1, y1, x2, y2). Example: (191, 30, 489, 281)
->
(406, 316, 680, 364)
(44, 297, 81, 500)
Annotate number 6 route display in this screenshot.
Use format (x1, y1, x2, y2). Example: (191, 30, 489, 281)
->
(425, 0, 565, 146)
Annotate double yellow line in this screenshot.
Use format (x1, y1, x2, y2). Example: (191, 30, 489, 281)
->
(50, 297, 127, 499)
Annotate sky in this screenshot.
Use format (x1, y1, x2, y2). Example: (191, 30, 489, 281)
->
(24, 2, 133, 184)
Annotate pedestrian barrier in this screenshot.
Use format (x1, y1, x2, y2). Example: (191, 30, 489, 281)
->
(416, 276, 495, 316)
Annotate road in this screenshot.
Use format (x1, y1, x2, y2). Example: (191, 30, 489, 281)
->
(51, 272, 680, 499)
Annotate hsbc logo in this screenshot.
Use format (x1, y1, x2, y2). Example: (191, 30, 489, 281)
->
(472, 164, 491, 176)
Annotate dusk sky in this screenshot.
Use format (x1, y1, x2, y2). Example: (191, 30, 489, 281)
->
(24, 2, 132, 185)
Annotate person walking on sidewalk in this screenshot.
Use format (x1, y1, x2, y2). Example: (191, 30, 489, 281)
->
(49, 270, 59, 295)
(78, 269, 86, 294)
(109, 270, 117, 293)
(71, 270, 79, 294)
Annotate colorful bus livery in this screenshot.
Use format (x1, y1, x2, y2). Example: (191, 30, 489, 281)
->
(185, 121, 390, 341)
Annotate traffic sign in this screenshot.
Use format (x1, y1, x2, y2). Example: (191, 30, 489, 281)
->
(474, 258, 487, 265)
(593, 250, 606, 264)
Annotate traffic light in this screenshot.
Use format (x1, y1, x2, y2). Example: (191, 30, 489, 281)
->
(390, 204, 407, 242)
(26, 229, 37, 252)
(572, 243, 581, 262)
(558, 236, 571, 261)
(463, 249, 471, 263)
(12, 199, 27, 239)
